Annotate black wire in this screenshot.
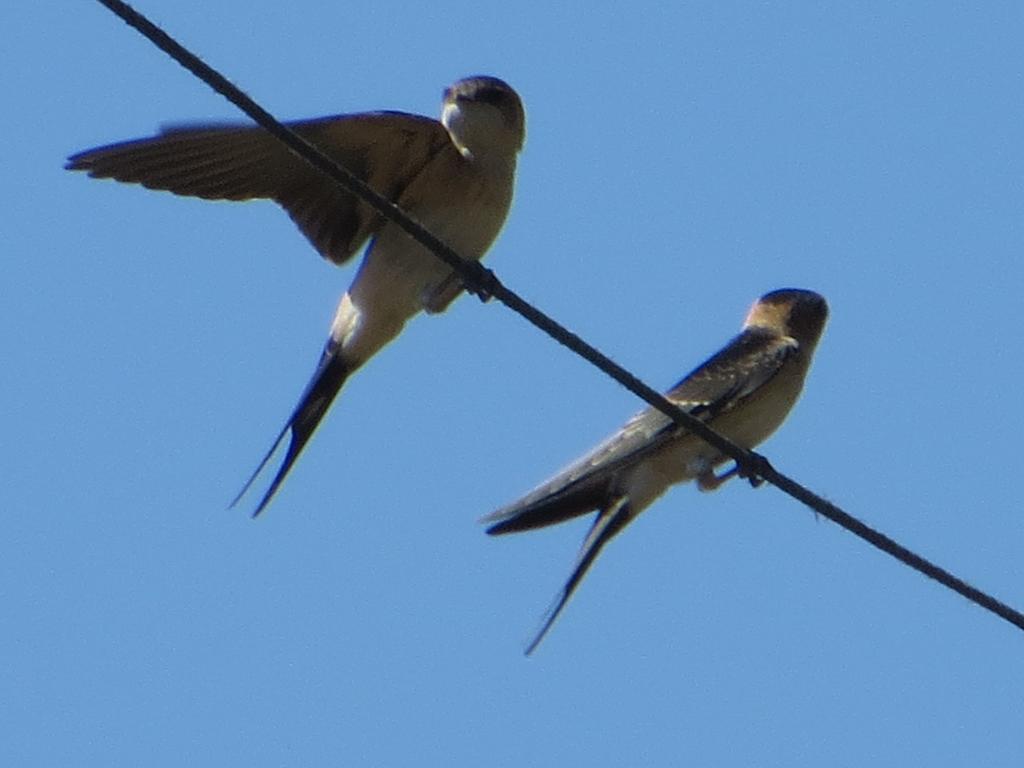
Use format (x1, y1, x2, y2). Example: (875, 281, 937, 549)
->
(92, 0, 1024, 635)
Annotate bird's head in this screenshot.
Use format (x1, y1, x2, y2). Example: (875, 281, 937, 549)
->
(745, 289, 829, 351)
(441, 75, 526, 160)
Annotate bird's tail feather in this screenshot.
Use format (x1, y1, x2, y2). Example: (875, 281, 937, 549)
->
(524, 496, 633, 655)
(231, 345, 350, 517)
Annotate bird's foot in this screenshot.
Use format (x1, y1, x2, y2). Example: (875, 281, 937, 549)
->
(698, 454, 772, 492)
(737, 453, 773, 488)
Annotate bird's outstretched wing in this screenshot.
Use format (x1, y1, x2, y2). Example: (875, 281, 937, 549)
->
(67, 112, 451, 265)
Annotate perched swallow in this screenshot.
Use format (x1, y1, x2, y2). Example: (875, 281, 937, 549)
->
(67, 76, 526, 516)
(484, 289, 828, 653)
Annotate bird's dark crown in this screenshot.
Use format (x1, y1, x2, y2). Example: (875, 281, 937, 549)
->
(444, 76, 525, 138)
(750, 289, 828, 343)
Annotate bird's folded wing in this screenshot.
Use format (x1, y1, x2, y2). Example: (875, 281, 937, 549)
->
(484, 329, 799, 534)
(482, 404, 686, 533)
(664, 328, 799, 414)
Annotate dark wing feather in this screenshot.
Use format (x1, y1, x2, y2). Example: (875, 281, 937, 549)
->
(483, 411, 680, 534)
(66, 111, 451, 265)
(664, 327, 798, 414)
(484, 328, 798, 534)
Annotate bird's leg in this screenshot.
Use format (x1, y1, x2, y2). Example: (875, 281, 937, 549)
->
(422, 273, 467, 313)
(422, 265, 496, 313)
(698, 459, 767, 492)
(697, 465, 737, 492)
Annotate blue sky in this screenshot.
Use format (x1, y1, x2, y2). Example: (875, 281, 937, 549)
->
(5, 2, 1023, 765)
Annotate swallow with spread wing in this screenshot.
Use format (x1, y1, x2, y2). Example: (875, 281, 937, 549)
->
(68, 76, 526, 516)
(484, 289, 828, 654)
